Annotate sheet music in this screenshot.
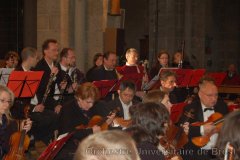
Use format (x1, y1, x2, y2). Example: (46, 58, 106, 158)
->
(0, 68, 14, 86)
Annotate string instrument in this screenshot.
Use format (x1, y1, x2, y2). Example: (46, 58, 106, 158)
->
(75, 108, 120, 131)
(4, 106, 30, 160)
(159, 109, 194, 160)
(191, 112, 224, 147)
(224, 142, 234, 160)
(113, 117, 132, 128)
(38, 108, 119, 160)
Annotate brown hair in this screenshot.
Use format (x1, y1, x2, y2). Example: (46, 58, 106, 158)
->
(75, 82, 100, 101)
(42, 39, 57, 55)
(142, 89, 166, 104)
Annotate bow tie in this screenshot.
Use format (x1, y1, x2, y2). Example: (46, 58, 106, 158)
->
(204, 108, 214, 112)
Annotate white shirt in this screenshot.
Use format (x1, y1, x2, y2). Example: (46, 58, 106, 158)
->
(200, 103, 218, 150)
(119, 97, 132, 120)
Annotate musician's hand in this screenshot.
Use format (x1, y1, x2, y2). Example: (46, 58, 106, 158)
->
(51, 66, 59, 75)
(34, 104, 45, 112)
(181, 122, 189, 135)
(55, 105, 62, 114)
(60, 81, 67, 90)
(92, 125, 101, 133)
(106, 113, 116, 125)
(203, 122, 216, 135)
(72, 82, 78, 91)
(21, 118, 32, 132)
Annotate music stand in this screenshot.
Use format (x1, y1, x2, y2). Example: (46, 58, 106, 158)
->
(0, 68, 14, 86)
(121, 73, 144, 91)
(188, 69, 206, 87)
(7, 71, 44, 98)
(208, 72, 227, 87)
(170, 102, 187, 123)
(92, 80, 118, 98)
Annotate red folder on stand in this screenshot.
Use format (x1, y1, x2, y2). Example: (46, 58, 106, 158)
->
(175, 69, 193, 87)
(207, 72, 227, 86)
(7, 71, 44, 98)
(188, 69, 206, 87)
(121, 73, 144, 91)
(170, 102, 188, 123)
(92, 80, 117, 98)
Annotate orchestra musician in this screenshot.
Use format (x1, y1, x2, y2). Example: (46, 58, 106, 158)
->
(150, 50, 169, 79)
(11, 47, 41, 120)
(143, 89, 189, 159)
(117, 48, 149, 85)
(56, 82, 115, 160)
(126, 102, 169, 160)
(215, 111, 240, 160)
(74, 130, 140, 160)
(87, 51, 118, 82)
(106, 80, 141, 121)
(171, 51, 192, 69)
(4, 51, 20, 69)
(177, 76, 229, 160)
(29, 39, 60, 145)
(55, 48, 82, 104)
(0, 85, 32, 159)
(86, 52, 103, 82)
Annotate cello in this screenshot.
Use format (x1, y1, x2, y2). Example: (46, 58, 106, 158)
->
(4, 105, 30, 160)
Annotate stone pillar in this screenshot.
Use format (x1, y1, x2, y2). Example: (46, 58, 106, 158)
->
(23, 0, 37, 48)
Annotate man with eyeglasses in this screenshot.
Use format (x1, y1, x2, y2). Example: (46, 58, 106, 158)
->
(177, 76, 229, 160)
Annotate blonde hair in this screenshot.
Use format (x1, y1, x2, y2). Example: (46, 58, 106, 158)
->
(75, 82, 100, 101)
(142, 89, 166, 104)
(74, 130, 140, 160)
(0, 85, 14, 125)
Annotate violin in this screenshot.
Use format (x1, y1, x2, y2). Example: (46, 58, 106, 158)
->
(4, 106, 30, 160)
(191, 112, 224, 147)
(159, 109, 194, 160)
(113, 117, 132, 128)
(75, 108, 119, 130)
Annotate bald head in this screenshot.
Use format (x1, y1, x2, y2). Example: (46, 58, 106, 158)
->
(198, 77, 218, 108)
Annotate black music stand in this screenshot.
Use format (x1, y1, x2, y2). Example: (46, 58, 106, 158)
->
(7, 71, 44, 98)
(0, 68, 14, 86)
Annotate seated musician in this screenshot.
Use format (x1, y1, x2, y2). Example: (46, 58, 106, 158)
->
(143, 89, 189, 159)
(0, 85, 32, 159)
(87, 51, 118, 82)
(150, 50, 169, 79)
(106, 80, 140, 122)
(55, 48, 84, 103)
(118, 48, 148, 85)
(86, 52, 103, 81)
(74, 130, 140, 160)
(126, 102, 169, 160)
(4, 51, 20, 69)
(177, 76, 229, 160)
(158, 70, 178, 104)
(56, 82, 115, 160)
(171, 51, 192, 69)
(215, 111, 240, 159)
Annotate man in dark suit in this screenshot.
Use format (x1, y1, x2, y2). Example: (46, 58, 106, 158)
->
(106, 80, 140, 121)
(178, 76, 229, 160)
(87, 51, 118, 82)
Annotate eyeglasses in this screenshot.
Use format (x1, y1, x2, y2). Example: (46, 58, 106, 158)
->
(200, 91, 218, 98)
(0, 99, 11, 104)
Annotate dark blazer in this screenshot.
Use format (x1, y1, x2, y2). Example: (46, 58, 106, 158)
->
(56, 99, 110, 160)
(33, 58, 58, 110)
(177, 98, 229, 160)
(87, 65, 117, 82)
(106, 97, 140, 118)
